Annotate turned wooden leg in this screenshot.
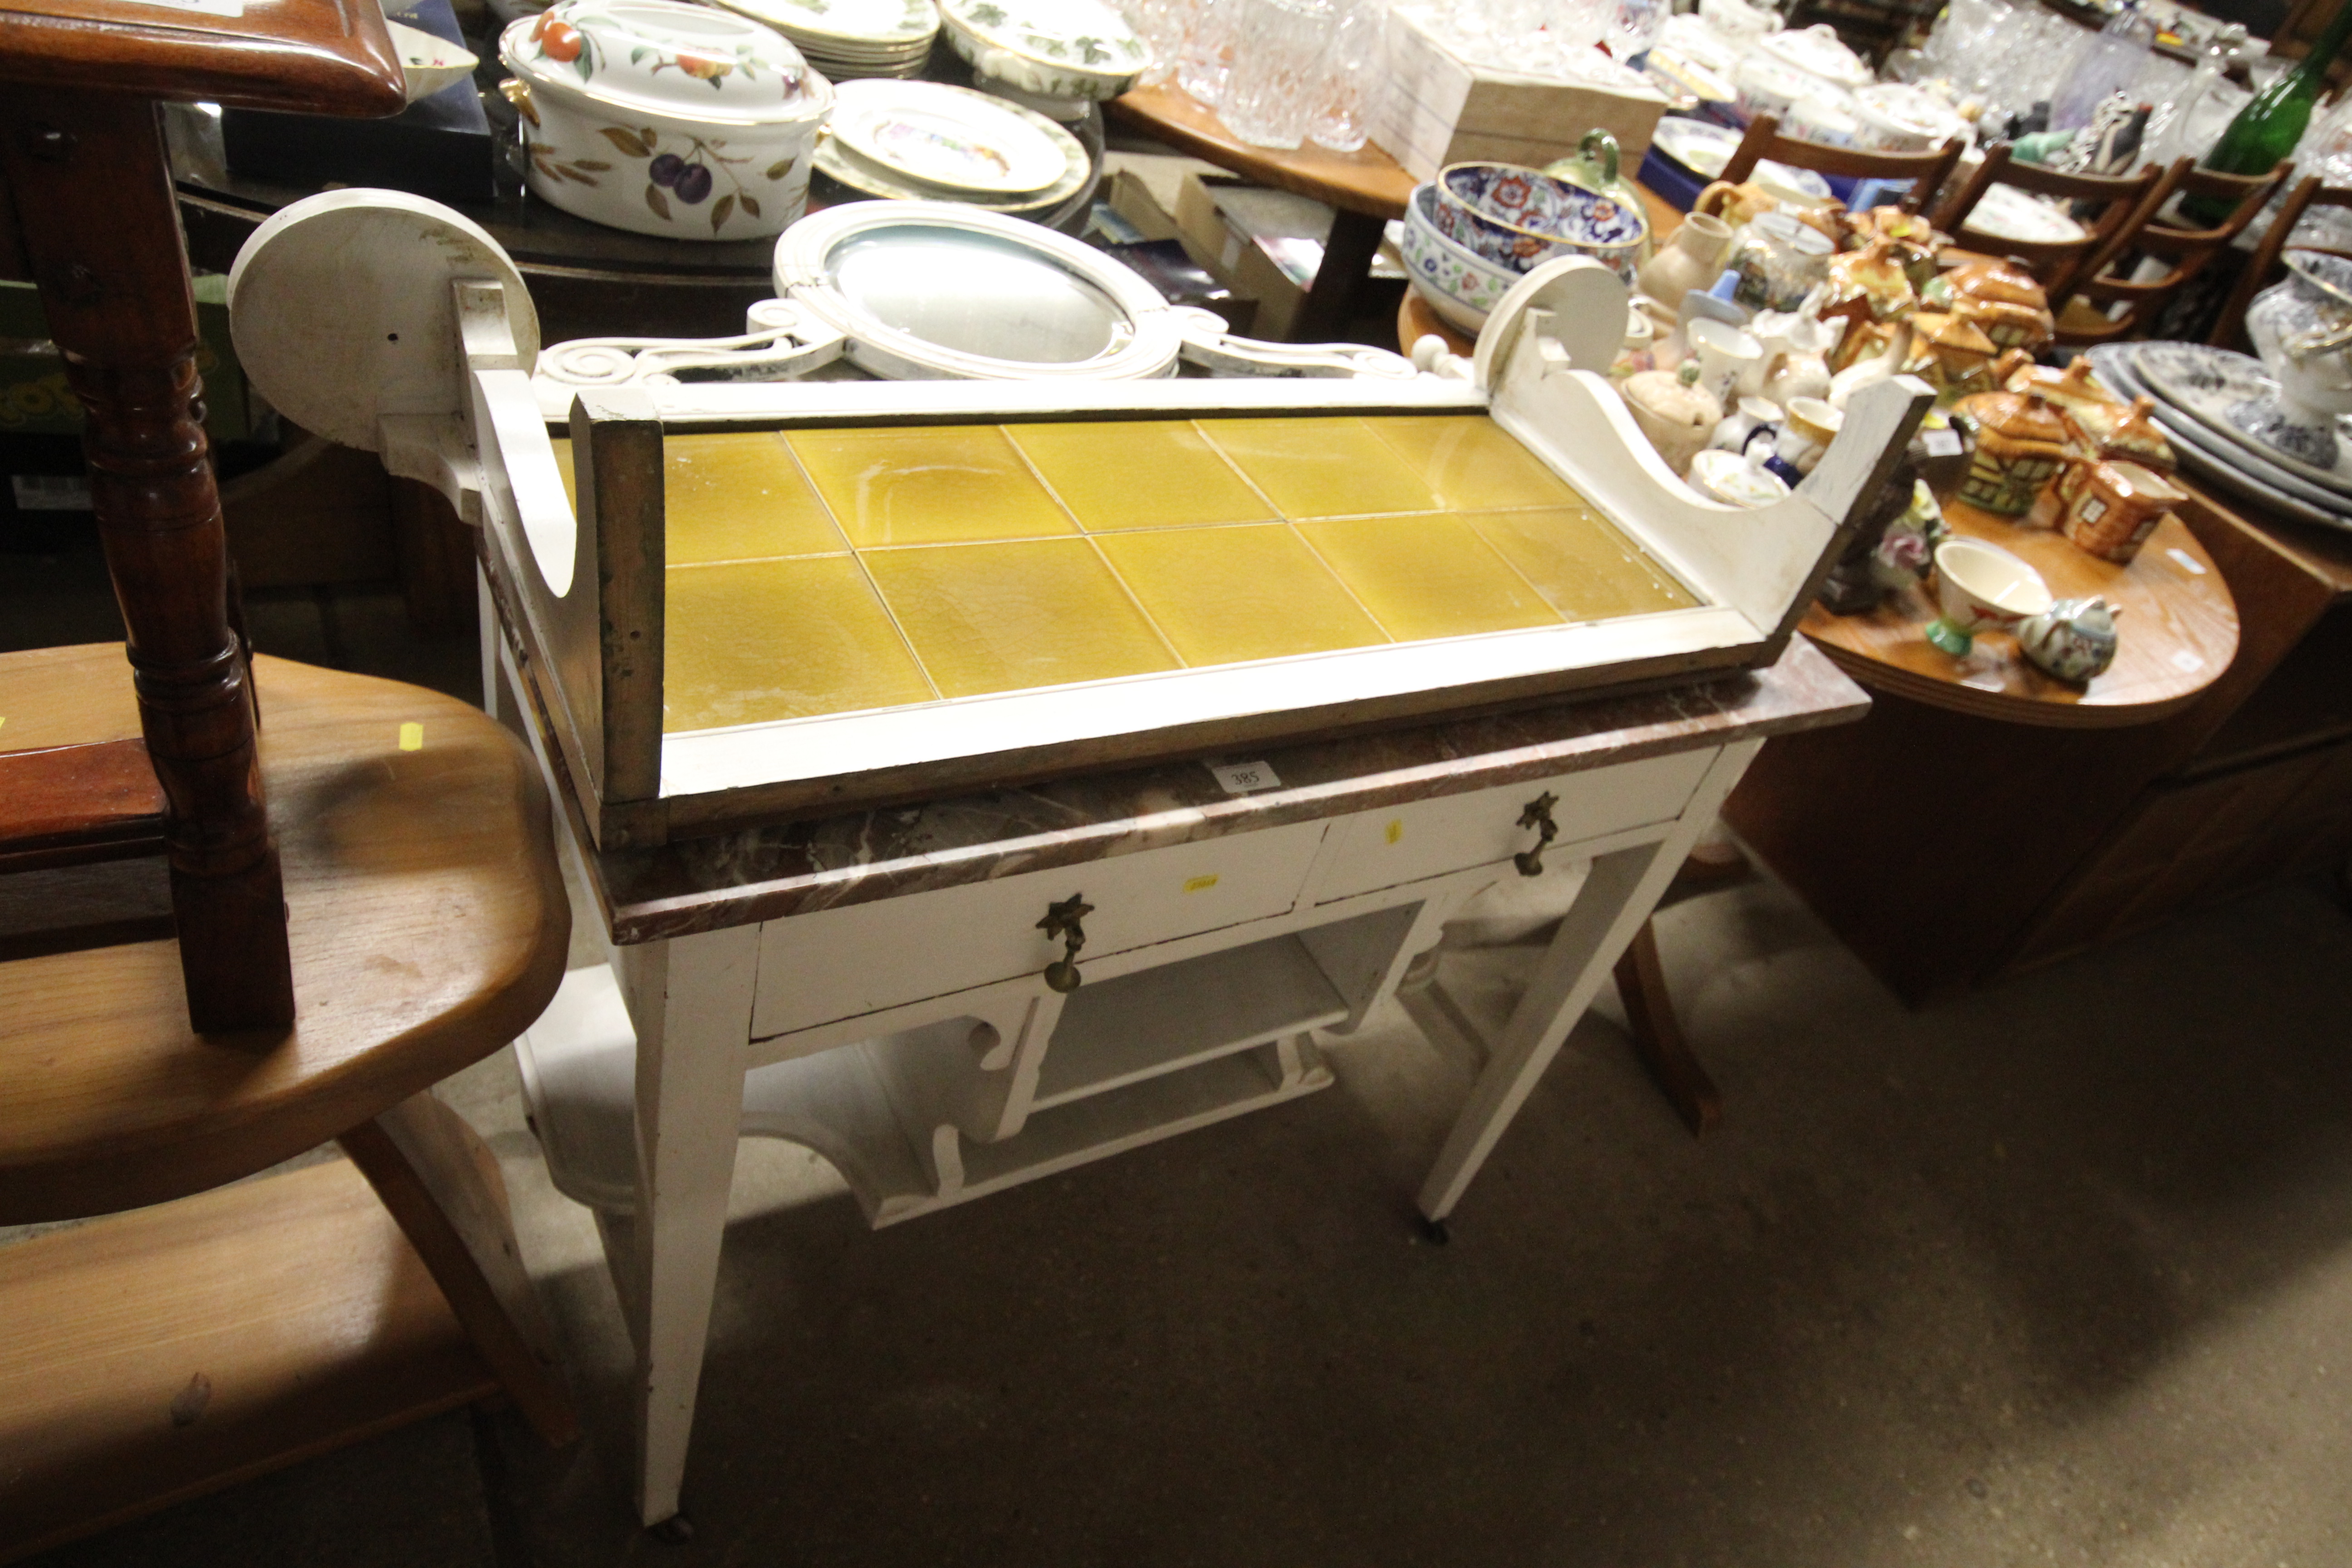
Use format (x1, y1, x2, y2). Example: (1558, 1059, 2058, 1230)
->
(1612, 919, 1722, 1139)
(0, 89, 293, 1032)
(339, 1092, 580, 1446)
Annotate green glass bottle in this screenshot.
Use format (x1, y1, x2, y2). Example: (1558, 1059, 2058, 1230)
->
(2186, 0, 2352, 223)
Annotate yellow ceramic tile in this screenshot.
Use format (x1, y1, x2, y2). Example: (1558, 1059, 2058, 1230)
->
(788, 425, 1074, 546)
(662, 556, 934, 733)
(1465, 507, 1697, 622)
(1363, 416, 1583, 512)
(1196, 417, 1441, 519)
(1005, 421, 1278, 531)
(1095, 525, 1388, 666)
(863, 539, 1180, 697)
(552, 435, 844, 562)
(1295, 515, 1563, 642)
(665, 432, 844, 563)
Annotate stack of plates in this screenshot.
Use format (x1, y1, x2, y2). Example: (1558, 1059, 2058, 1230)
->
(710, 0, 938, 78)
(815, 78, 1089, 213)
(2085, 340, 2352, 532)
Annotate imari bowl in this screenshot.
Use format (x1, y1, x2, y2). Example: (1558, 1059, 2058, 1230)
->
(1431, 162, 1647, 285)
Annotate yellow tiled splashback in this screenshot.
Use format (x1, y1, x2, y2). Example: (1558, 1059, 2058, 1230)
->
(554, 415, 1695, 734)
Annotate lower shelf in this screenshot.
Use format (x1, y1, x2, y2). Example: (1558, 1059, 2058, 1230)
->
(0, 1159, 494, 1563)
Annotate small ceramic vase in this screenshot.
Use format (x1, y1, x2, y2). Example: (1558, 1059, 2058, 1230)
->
(1639, 213, 1734, 307)
(2058, 458, 2185, 563)
(2238, 249, 2352, 469)
(1924, 537, 2054, 657)
(1951, 390, 2073, 516)
(1688, 446, 1793, 506)
(1687, 316, 1764, 404)
(1727, 210, 1834, 314)
(1622, 361, 1723, 476)
(1711, 395, 1784, 454)
(2018, 595, 2122, 682)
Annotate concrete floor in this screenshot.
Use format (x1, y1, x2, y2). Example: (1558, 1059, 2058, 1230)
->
(12, 547, 2352, 1568)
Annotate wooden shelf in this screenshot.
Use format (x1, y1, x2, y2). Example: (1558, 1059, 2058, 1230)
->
(0, 1158, 495, 1563)
(1032, 934, 1348, 1111)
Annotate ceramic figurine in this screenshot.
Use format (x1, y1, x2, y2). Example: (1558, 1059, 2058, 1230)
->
(1902, 309, 1999, 403)
(2017, 595, 2122, 681)
(1622, 360, 1723, 475)
(1639, 213, 1734, 307)
(1923, 537, 2054, 656)
(1923, 257, 2054, 355)
(1870, 479, 1950, 591)
(1823, 236, 1917, 325)
(1951, 390, 2073, 515)
(1848, 206, 1948, 289)
(2234, 249, 2352, 469)
(1819, 429, 1932, 613)
(2058, 458, 2185, 563)
(2004, 356, 2117, 414)
(1752, 309, 1836, 405)
(2058, 393, 2176, 499)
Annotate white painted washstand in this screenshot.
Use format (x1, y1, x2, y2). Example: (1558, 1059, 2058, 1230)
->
(223, 191, 1909, 1534)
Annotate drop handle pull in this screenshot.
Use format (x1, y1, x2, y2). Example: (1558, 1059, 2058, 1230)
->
(1038, 893, 1093, 992)
(1513, 791, 1560, 877)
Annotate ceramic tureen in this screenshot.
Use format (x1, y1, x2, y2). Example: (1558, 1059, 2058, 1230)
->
(501, 0, 832, 240)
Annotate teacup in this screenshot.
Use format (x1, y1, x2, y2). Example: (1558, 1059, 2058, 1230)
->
(1925, 538, 2053, 656)
(1687, 317, 1763, 403)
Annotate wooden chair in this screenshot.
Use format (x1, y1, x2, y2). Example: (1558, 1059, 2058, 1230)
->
(1719, 113, 1969, 214)
(2051, 157, 2293, 346)
(2209, 172, 2352, 351)
(1930, 142, 2166, 295)
(0, 0, 579, 1551)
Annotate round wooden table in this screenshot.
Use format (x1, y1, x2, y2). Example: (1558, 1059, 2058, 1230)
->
(1801, 494, 2239, 728)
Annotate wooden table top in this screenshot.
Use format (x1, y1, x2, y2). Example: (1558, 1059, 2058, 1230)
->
(0, 0, 404, 114)
(1109, 83, 1418, 219)
(1801, 495, 2240, 728)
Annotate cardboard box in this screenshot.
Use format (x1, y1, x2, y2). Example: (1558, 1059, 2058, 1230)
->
(1173, 173, 1330, 341)
(1368, 7, 1669, 183)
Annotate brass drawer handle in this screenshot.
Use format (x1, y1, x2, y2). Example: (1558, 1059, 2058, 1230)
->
(1039, 893, 1093, 992)
(1513, 791, 1560, 877)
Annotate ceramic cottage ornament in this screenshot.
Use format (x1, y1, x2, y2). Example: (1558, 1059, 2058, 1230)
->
(2058, 458, 2185, 563)
(1924, 257, 2054, 357)
(2018, 595, 2122, 681)
(1951, 389, 2072, 515)
(500, 0, 831, 240)
(1901, 309, 2001, 404)
(2058, 393, 2175, 481)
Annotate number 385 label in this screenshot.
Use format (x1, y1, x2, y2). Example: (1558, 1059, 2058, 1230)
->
(1209, 760, 1281, 795)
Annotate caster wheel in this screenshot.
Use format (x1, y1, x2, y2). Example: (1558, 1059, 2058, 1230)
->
(649, 1512, 696, 1545)
(1419, 1215, 1450, 1246)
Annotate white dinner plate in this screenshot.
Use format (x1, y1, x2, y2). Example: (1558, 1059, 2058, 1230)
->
(1966, 183, 2087, 245)
(1648, 116, 1833, 201)
(831, 79, 1069, 195)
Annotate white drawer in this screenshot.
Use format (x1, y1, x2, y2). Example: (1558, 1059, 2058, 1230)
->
(751, 820, 1330, 1038)
(1313, 750, 1714, 903)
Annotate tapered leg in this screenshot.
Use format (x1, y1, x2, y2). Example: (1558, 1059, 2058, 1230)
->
(0, 89, 291, 1031)
(1417, 740, 1761, 1223)
(340, 1092, 579, 1445)
(615, 928, 760, 1528)
(1612, 920, 1722, 1138)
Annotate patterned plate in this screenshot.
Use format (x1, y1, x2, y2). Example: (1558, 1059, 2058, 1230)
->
(2087, 344, 2352, 529)
(812, 82, 1088, 212)
(712, 0, 937, 46)
(2135, 339, 2352, 498)
(833, 79, 1067, 194)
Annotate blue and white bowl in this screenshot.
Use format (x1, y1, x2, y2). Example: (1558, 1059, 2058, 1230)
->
(1401, 183, 1519, 335)
(1431, 162, 1646, 284)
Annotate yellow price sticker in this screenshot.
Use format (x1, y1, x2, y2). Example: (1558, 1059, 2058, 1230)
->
(398, 722, 424, 751)
(1385, 819, 1404, 845)
(1182, 873, 1219, 893)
